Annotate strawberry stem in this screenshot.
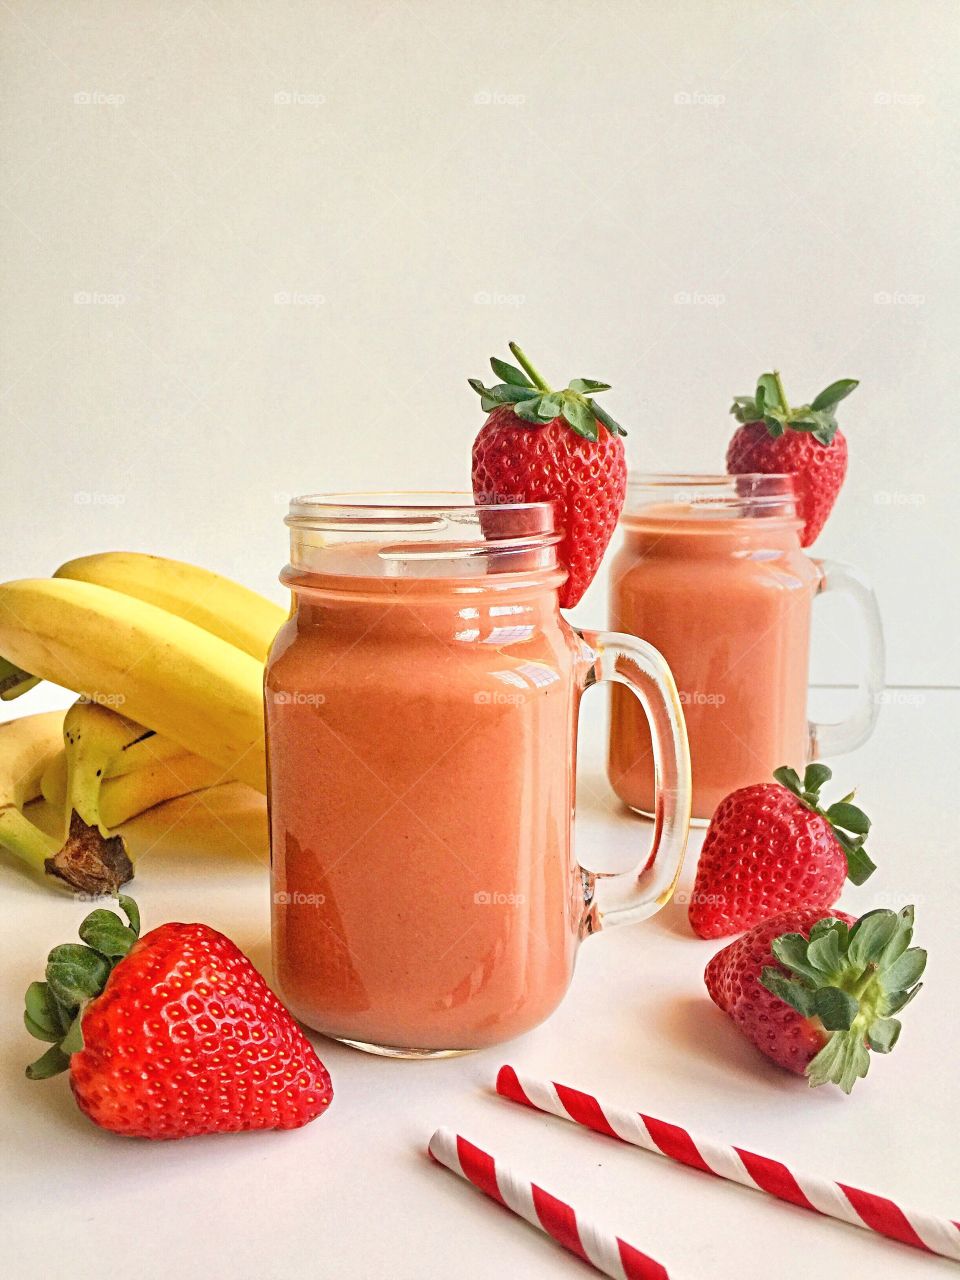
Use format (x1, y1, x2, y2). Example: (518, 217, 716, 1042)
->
(772, 369, 789, 415)
(508, 342, 552, 393)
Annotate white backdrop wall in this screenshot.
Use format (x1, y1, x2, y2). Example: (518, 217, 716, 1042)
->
(1, 0, 956, 687)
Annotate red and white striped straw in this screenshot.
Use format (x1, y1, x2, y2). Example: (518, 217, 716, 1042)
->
(497, 1065, 960, 1264)
(428, 1127, 669, 1280)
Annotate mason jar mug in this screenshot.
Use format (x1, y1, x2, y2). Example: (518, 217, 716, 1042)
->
(607, 474, 884, 823)
(265, 494, 692, 1057)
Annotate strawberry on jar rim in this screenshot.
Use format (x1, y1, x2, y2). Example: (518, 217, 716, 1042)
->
(470, 342, 627, 608)
(726, 369, 857, 546)
(689, 763, 876, 939)
(705, 903, 926, 1093)
(24, 896, 333, 1139)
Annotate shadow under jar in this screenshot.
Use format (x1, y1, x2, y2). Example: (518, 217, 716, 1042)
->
(607, 474, 884, 824)
(265, 494, 691, 1057)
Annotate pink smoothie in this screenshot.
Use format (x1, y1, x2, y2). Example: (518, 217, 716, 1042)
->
(608, 505, 819, 821)
(266, 558, 589, 1053)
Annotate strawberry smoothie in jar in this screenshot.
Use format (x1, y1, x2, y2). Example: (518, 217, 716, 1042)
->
(607, 475, 884, 823)
(265, 494, 691, 1057)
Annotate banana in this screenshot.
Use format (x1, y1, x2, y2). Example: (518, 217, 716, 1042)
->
(0, 655, 40, 700)
(42, 737, 191, 804)
(54, 551, 286, 661)
(0, 579, 266, 791)
(27, 781, 269, 867)
(59, 698, 227, 835)
(43, 734, 224, 829)
(96, 754, 227, 827)
(0, 711, 64, 875)
(0, 708, 134, 893)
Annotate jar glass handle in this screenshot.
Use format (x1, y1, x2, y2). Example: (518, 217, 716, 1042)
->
(576, 630, 691, 930)
(808, 558, 885, 759)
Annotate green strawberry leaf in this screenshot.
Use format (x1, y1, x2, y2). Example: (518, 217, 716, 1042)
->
(881, 983, 922, 1015)
(825, 801, 871, 835)
(513, 397, 547, 424)
(847, 910, 900, 967)
(802, 762, 833, 793)
(877, 908, 914, 968)
(491, 382, 539, 404)
(808, 916, 850, 947)
(772, 764, 803, 795)
(730, 395, 759, 422)
(25, 1044, 72, 1081)
(883, 947, 927, 990)
(867, 1017, 901, 1053)
(770, 933, 822, 983)
(589, 399, 626, 436)
(807, 930, 843, 977)
(59, 1009, 85, 1055)
(811, 378, 859, 412)
(561, 396, 599, 441)
(538, 393, 563, 420)
(812, 986, 859, 1030)
(45, 943, 110, 1009)
(837, 1036, 871, 1094)
(756, 372, 783, 412)
(568, 378, 611, 394)
(24, 1011, 60, 1043)
(78, 909, 139, 959)
(772, 765, 875, 884)
(25, 897, 145, 1084)
(760, 967, 816, 1017)
(490, 357, 533, 388)
(24, 981, 66, 1041)
(118, 894, 140, 935)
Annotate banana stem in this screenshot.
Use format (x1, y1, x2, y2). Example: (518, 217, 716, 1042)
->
(0, 804, 60, 875)
(772, 369, 790, 415)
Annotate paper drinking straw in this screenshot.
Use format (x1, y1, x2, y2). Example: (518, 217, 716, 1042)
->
(427, 1126, 669, 1280)
(496, 1065, 960, 1264)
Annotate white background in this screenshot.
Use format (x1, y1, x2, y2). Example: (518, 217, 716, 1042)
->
(1, 0, 957, 685)
(1, 6, 958, 1279)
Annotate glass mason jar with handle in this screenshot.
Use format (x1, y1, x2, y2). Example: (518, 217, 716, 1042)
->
(607, 474, 885, 823)
(265, 493, 691, 1057)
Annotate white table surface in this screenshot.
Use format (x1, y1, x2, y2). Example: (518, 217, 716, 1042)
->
(1, 682, 955, 1279)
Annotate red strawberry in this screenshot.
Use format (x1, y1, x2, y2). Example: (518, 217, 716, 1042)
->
(726, 370, 856, 545)
(25, 897, 332, 1139)
(689, 764, 876, 939)
(470, 342, 627, 608)
(705, 903, 926, 1092)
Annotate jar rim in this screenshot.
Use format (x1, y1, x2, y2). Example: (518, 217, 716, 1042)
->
(286, 491, 555, 527)
(623, 472, 799, 520)
(284, 491, 562, 579)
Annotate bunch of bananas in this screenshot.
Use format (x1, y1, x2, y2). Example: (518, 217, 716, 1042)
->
(0, 552, 286, 893)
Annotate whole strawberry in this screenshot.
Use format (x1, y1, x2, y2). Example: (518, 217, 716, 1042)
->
(727, 370, 857, 545)
(689, 763, 875, 939)
(706, 904, 926, 1092)
(24, 897, 333, 1138)
(470, 342, 627, 608)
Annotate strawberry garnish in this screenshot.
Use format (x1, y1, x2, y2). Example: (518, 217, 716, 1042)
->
(470, 342, 627, 608)
(706, 904, 926, 1093)
(727, 370, 857, 545)
(689, 763, 876, 939)
(24, 897, 332, 1138)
